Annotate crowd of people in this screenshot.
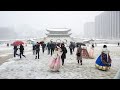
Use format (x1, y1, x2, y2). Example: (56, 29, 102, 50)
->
(13, 41, 112, 72)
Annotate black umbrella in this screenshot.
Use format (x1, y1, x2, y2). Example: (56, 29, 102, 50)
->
(76, 42, 86, 47)
(83, 41, 90, 44)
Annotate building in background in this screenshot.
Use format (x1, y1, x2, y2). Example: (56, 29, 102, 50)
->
(84, 22, 95, 39)
(45, 28, 73, 44)
(95, 11, 120, 40)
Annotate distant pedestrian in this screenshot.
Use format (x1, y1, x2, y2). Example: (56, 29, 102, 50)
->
(73, 42, 76, 52)
(50, 41, 55, 56)
(69, 42, 74, 55)
(118, 42, 119, 47)
(35, 42, 40, 59)
(76, 45, 82, 65)
(7, 43, 9, 47)
(47, 42, 51, 55)
(41, 42, 46, 53)
(19, 44, 26, 59)
(32, 44, 36, 55)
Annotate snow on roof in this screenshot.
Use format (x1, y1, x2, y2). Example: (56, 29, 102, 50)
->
(46, 28, 71, 32)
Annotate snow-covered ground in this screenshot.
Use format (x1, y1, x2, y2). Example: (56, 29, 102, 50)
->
(0, 44, 120, 79)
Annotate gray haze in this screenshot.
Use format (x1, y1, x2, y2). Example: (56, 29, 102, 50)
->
(0, 11, 103, 39)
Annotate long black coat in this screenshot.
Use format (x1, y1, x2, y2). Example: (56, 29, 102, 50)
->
(47, 43, 50, 49)
(50, 43, 55, 49)
(36, 44, 40, 51)
(61, 46, 67, 59)
(20, 45, 24, 52)
(41, 43, 46, 49)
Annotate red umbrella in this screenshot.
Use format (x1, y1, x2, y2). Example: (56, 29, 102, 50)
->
(12, 40, 24, 46)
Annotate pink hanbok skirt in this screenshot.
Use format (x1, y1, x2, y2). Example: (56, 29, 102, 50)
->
(49, 56, 61, 71)
(89, 49, 94, 59)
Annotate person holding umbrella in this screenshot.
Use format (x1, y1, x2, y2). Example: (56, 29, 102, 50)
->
(12, 40, 25, 58)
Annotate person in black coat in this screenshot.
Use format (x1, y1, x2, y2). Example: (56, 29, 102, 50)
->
(19, 44, 26, 59)
(50, 41, 55, 56)
(69, 42, 73, 55)
(47, 42, 50, 55)
(35, 42, 40, 59)
(72, 42, 76, 52)
(61, 43, 67, 65)
(118, 42, 120, 47)
(32, 44, 36, 55)
(41, 42, 46, 53)
(13, 45, 19, 57)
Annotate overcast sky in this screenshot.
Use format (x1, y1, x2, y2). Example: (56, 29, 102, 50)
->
(0, 11, 103, 37)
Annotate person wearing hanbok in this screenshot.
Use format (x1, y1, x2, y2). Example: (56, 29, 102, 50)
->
(49, 45, 62, 72)
(89, 44, 94, 59)
(81, 46, 89, 59)
(95, 45, 112, 71)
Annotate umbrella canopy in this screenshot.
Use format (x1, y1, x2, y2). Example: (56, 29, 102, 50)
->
(12, 40, 24, 46)
(83, 41, 90, 44)
(39, 41, 44, 45)
(76, 42, 86, 46)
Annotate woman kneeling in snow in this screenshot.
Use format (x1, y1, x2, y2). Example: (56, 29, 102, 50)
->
(49, 45, 62, 72)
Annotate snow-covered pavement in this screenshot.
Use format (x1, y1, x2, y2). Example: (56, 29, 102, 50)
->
(0, 45, 120, 79)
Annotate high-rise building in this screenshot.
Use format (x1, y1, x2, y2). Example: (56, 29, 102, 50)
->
(95, 11, 120, 39)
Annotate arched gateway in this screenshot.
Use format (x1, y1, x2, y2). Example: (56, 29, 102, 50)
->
(45, 28, 72, 44)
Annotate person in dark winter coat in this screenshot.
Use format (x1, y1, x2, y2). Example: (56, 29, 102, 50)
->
(41, 42, 46, 53)
(73, 42, 76, 52)
(61, 43, 67, 65)
(47, 42, 51, 55)
(76, 45, 82, 65)
(50, 41, 55, 56)
(118, 42, 119, 47)
(32, 44, 36, 55)
(7, 43, 9, 47)
(35, 42, 40, 59)
(19, 44, 26, 59)
(69, 42, 74, 55)
(13, 45, 19, 57)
